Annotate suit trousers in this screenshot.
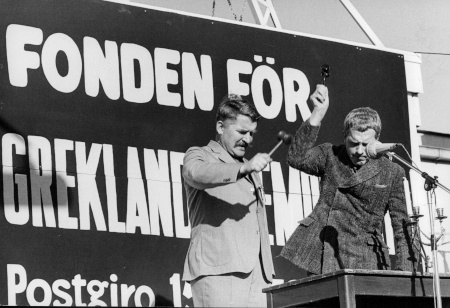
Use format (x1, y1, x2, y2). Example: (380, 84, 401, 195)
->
(191, 255, 270, 307)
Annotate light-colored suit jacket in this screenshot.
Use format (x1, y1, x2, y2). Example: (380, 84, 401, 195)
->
(182, 140, 274, 282)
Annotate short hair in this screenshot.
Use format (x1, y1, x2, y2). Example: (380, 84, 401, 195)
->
(216, 94, 260, 123)
(343, 107, 381, 139)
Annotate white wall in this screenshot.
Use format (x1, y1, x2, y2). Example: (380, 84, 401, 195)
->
(419, 161, 450, 273)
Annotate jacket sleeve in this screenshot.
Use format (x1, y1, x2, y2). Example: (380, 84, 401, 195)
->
(388, 167, 418, 271)
(287, 119, 327, 177)
(182, 146, 242, 190)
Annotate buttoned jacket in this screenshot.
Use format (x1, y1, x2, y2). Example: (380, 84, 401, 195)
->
(182, 140, 274, 282)
(281, 121, 417, 274)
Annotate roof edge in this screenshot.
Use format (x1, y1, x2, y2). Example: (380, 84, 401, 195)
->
(106, 0, 421, 63)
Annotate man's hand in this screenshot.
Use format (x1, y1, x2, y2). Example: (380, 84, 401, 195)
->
(239, 153, 272, 176)
(309, 84, 329, 126)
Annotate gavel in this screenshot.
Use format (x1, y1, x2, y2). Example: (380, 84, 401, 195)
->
(321, 64, 330, 85)
(268, 131, 293, 156)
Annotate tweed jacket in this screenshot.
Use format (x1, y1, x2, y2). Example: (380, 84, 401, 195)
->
(182, 140, 274, 282)
(281, 120, 417, 274)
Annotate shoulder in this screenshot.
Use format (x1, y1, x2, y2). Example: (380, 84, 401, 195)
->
(184, 145, 210, 161)
(313, 142, 334, 151)
(184, 142, 219, 162)
(186, 145, 209, 154)
(307, 143, 345, 160)
(320, 143, 345, 157)
(379, 156, 406, 176)
(185, 141, 217, 154)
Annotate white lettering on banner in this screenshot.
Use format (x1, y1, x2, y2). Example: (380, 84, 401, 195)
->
(182, 53, 214, 111)
(84, 37, 120, 100)
(155, 47, 181, 107)
(104, 144, 126, 233)
(28, 136, 56, 228)
(3, 133, 29, 225)
(126, 147, 151, 235)
(144, 149, 173, 237)
(272, 163, 305, 245)
(251, 64, 283, 120)
(227, 57, 311, 122)
(169, 273, 191, 307)
(55, 139, 78, 230)
(5, 24, 311, 122)
(7, 264, 155, 307)
(170, 151, 191, 239)
(227, 59, 252, 96)
(1, 133, 320, 245)
(41, 33, 82, 93)
(283, 68, 311, 121)
(5, 25, 43, 87)
(76, 142, 107, 231)
(121, 43, 155, 103)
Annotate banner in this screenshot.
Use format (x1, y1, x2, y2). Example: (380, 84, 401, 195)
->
(0, 0, 411, 305)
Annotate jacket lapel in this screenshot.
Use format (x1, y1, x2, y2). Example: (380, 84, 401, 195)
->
(207, 140, 236, 164)
(331, 145, 382, 188)
(339, 158, 382, 188)
(249, 169, 261, 187)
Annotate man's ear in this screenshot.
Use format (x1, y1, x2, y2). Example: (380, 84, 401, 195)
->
(216, 121, 224, 135)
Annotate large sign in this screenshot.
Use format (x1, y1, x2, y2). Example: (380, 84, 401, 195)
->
(0, 0, 411, 306)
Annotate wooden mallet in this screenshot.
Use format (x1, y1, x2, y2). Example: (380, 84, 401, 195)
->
(268, 131, 293, 156)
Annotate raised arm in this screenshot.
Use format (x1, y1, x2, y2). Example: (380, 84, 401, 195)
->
(287, 85, 330, 176)
(308, 84, 329, 126)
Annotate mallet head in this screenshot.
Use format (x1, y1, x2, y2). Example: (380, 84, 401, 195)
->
(277, 130, 286, 141)
(283, 133, 293, 145)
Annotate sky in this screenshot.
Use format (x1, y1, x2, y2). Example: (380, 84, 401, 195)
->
(133, 0, 450, 134)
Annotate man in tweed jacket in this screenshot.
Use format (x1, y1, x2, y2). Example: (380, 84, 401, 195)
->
(281, 84, 417, 275)
(182, 94, 275, 307)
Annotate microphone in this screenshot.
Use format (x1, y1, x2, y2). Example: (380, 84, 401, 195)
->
(366, 141, 400, 159)
(268, 131, 293, 156)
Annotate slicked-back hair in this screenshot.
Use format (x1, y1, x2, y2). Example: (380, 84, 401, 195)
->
(216, 94, 260, 123)
(343, 107, 382, 139)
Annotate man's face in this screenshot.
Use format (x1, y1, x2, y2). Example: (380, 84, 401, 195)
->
(217, 114, 257, 159)
(344, 128, 377, 167)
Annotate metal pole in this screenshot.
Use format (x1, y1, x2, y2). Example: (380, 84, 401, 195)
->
(427, 192, 442, 308)
(386, 153, 450, 195)
(386, 152, 447, 308)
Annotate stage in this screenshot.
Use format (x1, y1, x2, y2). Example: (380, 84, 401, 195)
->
(263, 269, 450, 308)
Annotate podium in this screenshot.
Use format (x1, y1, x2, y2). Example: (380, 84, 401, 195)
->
(263, 269, 450, 308)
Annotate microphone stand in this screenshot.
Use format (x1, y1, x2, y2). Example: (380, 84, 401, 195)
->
(386, 152, 450, 308)
(386, 152, 450, 195)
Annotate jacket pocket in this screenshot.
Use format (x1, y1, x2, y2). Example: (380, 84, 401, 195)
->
(201, 227, 232, 267)
(360, 184, 389, 214)
(299, 216, 315, 227)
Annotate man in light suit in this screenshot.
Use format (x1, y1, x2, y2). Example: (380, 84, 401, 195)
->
(182, 94, 275, 307)
(281, 84, 417, 275)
